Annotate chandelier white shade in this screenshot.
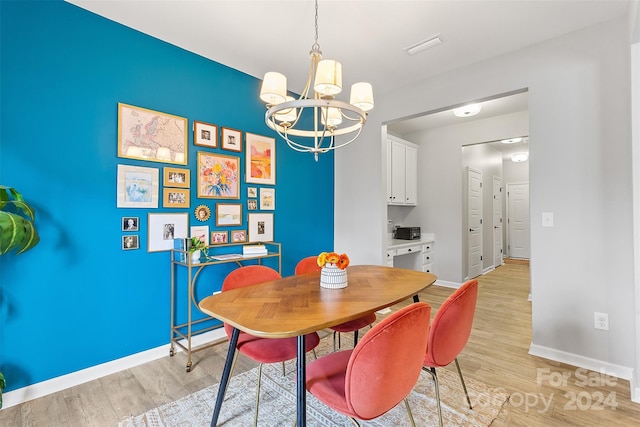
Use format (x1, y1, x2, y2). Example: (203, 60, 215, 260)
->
(259, 0, 373, 161)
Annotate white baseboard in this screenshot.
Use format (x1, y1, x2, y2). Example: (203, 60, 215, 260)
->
(482, 266, 495, 275)
(529, 343, 634, 391)
(434, 280, 461, 289)
(2, 329, 227, 409)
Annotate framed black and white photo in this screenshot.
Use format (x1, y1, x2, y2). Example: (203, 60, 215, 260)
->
(122, 216, 139, 231)
(148, 213, 188, 252)
(122, 235, 139, 250)
(221, 127, 242, 152)
(163, 167, 190, 188)
(194, 121, 218, 148)
(248, 213, 273, 242)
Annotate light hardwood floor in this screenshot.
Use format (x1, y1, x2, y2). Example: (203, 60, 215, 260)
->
(1, 263, 639, 426)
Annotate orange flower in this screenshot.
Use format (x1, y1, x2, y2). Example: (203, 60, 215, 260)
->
(317, 251, 350, 270)
(336, 254, 350, 270)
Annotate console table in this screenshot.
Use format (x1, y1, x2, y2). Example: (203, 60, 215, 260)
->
(169, 241, 281, 372)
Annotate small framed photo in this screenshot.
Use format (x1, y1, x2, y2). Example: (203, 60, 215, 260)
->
(122, 216, 139, 231)
(211, 231, 228, 244)
(198, 152, 240, 199)
(231, 230, 247, 243)
(245, 133, 276, 185)
(163, 188, 190, 208)
(216, 203, 242, 226)
(221, 127, 242, 152)
(259, 188, 275, 210)
(194, 121, 218, 148)
(117, 164, 159, 208)
(190, 225, 209, 246)
(247, 199, 257, 211)
(248, 213, 273, 242)
(163, 167, 190, 188)
(148, 213, 188, 252)
(247, 187, 257, 198)
(122, 235, 139, 250)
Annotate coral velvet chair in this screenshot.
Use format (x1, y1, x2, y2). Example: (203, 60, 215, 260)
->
(295, 256, 377, 351)
(222, 265, 321, 426)
(423, 278, 479, 427)
(306, 302, 432, 426)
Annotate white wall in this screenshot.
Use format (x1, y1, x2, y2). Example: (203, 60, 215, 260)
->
(336, 17, 635, 375)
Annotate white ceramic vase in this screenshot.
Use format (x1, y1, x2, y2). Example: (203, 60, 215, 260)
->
(320, 263, 348, 289)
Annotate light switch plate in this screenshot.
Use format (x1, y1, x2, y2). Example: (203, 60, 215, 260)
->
(542, 212, 554, 227)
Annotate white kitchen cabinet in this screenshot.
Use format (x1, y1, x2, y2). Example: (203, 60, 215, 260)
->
(386, 238, 434, 273)
(387, 137, 417, 205)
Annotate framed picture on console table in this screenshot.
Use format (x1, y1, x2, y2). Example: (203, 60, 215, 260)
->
(248, 213, 273, 242)
(148, 213, 188, 252)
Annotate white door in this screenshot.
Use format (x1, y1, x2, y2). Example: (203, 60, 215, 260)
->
(467, 168, 482, 278)
(507, 182, 530, 259)
(493, 176, 503, 268)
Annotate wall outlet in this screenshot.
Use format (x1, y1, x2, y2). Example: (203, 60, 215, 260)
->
(594, 312, 609, 331)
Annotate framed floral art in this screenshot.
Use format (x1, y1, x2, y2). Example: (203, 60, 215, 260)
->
(197, 152, 240, 199)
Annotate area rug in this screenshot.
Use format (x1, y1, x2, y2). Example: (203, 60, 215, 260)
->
(121, 337, 509, 427)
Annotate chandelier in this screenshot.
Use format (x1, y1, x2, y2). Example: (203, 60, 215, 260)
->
(259, 0, 374, 161)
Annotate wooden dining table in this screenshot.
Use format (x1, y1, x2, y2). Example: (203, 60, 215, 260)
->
(198, 264, 437, 427)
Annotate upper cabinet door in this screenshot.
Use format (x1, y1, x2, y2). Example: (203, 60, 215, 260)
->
(390, 141, 406, 204)
(404, 144, 417, 205)
(387, 137, 417, 206)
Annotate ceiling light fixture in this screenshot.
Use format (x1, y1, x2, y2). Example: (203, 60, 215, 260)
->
(453, 104, 481, 118)
(259, 0, 373, 161)
(511, 152, 529, 163)
(404, 34, 443, 56)
(501, 137, 523, 144)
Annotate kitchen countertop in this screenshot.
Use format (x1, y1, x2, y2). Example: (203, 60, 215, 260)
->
(388, 233, 435, 249)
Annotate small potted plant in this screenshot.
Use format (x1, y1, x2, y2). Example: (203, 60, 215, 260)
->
(188, 236, 208, 263)
(0, 185, 40, 408)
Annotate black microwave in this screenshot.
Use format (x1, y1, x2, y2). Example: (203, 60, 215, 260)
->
(395, 227, 421, 240)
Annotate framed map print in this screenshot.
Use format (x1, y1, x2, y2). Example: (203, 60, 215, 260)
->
(117, 103, 188, 165)
(245, 133, 275, 185)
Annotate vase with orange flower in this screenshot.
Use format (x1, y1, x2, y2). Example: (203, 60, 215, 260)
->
(317, 251, 350, 289)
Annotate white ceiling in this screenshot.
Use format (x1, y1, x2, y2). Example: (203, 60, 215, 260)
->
(65, 0, 631, 146)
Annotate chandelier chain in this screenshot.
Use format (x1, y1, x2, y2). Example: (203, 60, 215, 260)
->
(312, 0, 320, 51)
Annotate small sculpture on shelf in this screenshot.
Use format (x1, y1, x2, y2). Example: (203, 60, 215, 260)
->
(317, 251, 350, 289)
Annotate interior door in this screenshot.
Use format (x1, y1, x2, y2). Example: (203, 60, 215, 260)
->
(467, 168, 482, 279)
(507, 182, 530, 259)
(493, 176, 503, 267)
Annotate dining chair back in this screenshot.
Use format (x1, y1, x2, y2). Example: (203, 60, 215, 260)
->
(221, 265, 321, 426)
(295, 256, 376, 351)
(423, 278, 479, 426)
(306, 302, 431, 426)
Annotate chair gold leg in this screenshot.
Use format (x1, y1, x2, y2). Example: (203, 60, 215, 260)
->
(333, 331, 338, 352)
(281, 361, 286, 376)
(254, 363, 263, 427)
(348, 417, 361, 426)
(223, 351, 240, 396)
(404, 397, 416, 427)
(454, 358, 472, 409)
(424, 366, 443, 427)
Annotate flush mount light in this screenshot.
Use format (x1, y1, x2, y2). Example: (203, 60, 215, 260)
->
(453, 104, 481, 118)
(501, 137, 523, 144)
(403, 34, 443, 56)
(511, 152, 529, 162)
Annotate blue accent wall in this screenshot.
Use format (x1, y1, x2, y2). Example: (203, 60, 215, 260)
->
(0, 1, 333, 392)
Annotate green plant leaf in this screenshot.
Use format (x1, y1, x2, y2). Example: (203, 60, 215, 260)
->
(0, 186, 40, 255)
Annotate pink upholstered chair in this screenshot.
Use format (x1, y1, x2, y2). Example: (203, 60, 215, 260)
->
(295, 256, 376, 351)
(222, 265, 321, 426)
(306, 302, 432, 426)
(423, 278, 479, 427)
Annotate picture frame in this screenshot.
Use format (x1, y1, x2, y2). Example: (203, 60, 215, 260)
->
(122, 235, 139, 250)
(198, 152, 240, 199)
(122, 216, 139, 231)
(194, 204, 211, 222)
(117, 164, 159, 208)
(190, 225, 209, 246)
(216, 203, 242, 226)
(248, 213, 274, 242)
(211, 231, 228, 244)
(118, 103, 187, 165)
(247, 187, 257, 198)
(148, 213, 188, 252)
(247, 199, 257, 211)
(231, 229, 247, 243)
(259, 188, 275, 210)
(245, 133, 276, 185)
(163, 167, 190, 188)
(221, 127, 242, 152)
(163, 188, 190, 208)
(194, 120, 218, 148)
